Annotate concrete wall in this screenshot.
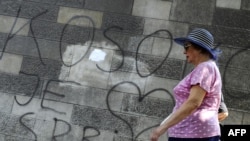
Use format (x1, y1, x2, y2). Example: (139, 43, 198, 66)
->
(0, 0, 249, 140)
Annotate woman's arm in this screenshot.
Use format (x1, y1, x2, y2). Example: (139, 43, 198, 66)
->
(218, 111, 229, 121)
(218, 94, 229, 122)
(150, 85, 206, 141)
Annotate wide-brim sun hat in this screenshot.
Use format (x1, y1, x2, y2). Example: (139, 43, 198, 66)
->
(174, 28, 221, 60)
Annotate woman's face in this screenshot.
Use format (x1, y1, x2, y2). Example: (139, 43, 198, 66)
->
(183, 42, 201, 64)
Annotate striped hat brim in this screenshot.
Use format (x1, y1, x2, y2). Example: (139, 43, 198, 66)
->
(174, 37, 216, 60)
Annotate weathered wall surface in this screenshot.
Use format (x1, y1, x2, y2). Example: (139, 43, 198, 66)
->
(0, 0, 249, 141)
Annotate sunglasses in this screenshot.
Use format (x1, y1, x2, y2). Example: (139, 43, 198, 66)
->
(184, 44, 192, 51)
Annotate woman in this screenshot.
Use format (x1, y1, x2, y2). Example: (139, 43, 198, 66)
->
(150, 28, 223, 141)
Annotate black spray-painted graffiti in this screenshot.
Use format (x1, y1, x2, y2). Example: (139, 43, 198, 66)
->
(106, 81, 175, 140)
(1, 4, 249, 141)
(0, 5, 176, 141)
(222, 47, 250, 99)
(20, 112, 100, 141)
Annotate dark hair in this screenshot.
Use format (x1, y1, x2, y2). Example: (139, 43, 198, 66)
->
(191, 42, 213, 59)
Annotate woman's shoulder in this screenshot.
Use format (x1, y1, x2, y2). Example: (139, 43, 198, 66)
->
(196, 60, 217, 70)
(191, 60, 218, 76)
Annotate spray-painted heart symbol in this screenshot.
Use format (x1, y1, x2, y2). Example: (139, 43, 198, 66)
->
(106, 81, 175, 141)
